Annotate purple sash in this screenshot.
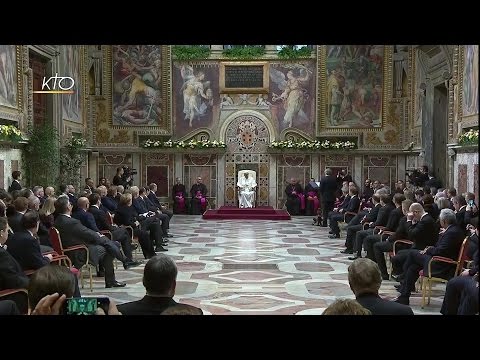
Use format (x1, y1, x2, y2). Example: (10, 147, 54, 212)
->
(292, 191, 305, 210)
(196, 191, 207, 211)
(307, 191, 319, 213)
(175, 192, 185, 212)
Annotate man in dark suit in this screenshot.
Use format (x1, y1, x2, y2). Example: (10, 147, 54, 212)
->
(390, 202, 439, 277)
(101, 186, 118, 213)
(425, 171, 442, 190)
(112, 167, 125, 187)
(146, 185, 173, 219)
(0, 217, 29, 312)
(319, 168, 338, 227)
(329, 187, 361, 238)
(72, 196, 135, 270)
(88, 193, 140, 268)
(373, 199, 413, 279)
(452, 195, 468, 236)
(130, 186, 167, 251)
(54, 196, 126, 288)
(84, 178, 95, 194)
(363, 193, 406, 261)
(7, 196, 29, 233)
(348, 258, 413, 315)
(8, 171, 22, 193)
(6, 211, 52, 271)
(139, 187, 172, 237)
(118, 254, 203, 315)
(341, 194, 382, 254)
(348, 194, 395, 259)
(394, 208, 465, 305)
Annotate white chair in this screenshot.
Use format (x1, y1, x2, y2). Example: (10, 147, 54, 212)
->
(237, 170, 257, 208)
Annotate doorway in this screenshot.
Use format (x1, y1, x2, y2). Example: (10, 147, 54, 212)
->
(432, 83, 448, 186)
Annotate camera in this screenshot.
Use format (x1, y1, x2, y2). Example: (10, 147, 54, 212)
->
(468, 199, 474, 206)
(122, 166, 137, 187)
(63, 297, 110, 315)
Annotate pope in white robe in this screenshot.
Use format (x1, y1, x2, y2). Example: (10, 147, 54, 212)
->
(237, 172, 257, 208)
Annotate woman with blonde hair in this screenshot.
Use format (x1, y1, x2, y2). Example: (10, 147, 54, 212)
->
(39, 196, 57, 229)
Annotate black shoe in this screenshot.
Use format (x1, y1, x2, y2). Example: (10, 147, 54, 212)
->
(382, 274, 390, 281)
(123, 260, 141, 270)
(394, 284, 402, 291)
(161, 242, 169, 246)
(340, 249, 353, 254)
(105, 281, 126, 288)
(328, 231, 333, 234)
(165, 234, 173, 238)
(155, 246, 168, 252)
(96, 271, 105, 277)
(393, 296, 409, 305)
(131, 243, 139, 251)
(320, 224, 327, 227)
(328, 234, 340, 239)
(391, 274, 404, 282)
(348, 255, 360, 260)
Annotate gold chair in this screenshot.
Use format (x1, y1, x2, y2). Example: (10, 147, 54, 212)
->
(419, 237, 470, 308)
(49, 227, 94, 292)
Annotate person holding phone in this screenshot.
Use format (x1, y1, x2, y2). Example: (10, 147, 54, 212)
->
(28, 265, 121, 315)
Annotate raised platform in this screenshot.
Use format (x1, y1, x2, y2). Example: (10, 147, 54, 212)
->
(202, 206, 291, 220)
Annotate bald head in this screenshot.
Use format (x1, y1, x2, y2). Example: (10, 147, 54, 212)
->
(77, 197, 89, 210)
(409, 202, 425, 221)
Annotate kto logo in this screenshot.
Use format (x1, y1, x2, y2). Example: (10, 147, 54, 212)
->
(33, 73, 75, 94)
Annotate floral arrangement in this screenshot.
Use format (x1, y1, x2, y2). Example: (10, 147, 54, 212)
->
(458, 129, 478, 145)
(277, 46, 313, 59)
(64, 136, 87, 149)
(269, 139, 357, 150)
(143, 139, 227, 149)
(0, 124, 23, 141)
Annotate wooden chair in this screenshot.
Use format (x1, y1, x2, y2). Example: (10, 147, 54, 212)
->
(419, 237, 470, 308)
(48, 227, 93, 292)
(0, 288, 29, 314)
(387, 239, 414, 280)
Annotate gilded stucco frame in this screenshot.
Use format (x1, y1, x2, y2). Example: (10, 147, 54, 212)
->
(317, 45, 393, 135)
(103, 45, 172, 134)
(456, 45, 478, 131)
(219, 61, 269, 94)
(62, 45, 89, 139)
(0, 45, 23, 122)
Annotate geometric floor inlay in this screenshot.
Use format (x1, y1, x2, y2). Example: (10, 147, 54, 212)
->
(82, 215, 444, 315)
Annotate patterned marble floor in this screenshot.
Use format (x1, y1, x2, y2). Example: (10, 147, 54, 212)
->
(82, 216, 444, 315)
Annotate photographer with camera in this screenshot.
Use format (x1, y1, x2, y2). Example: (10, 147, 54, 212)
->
(112, 166, 137, 189)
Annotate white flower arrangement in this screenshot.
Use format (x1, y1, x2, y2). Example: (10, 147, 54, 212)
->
(268, 139, 357, 150)
(458, 129, 478, 145)
(64, 136, 87, 149)
(0, 125, 23, 141)
(143, 139, 227, 149)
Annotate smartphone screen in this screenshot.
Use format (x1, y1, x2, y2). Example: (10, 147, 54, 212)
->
(64, 297, 110, 315)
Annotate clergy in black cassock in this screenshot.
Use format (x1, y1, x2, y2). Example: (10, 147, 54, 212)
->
(285, 178, 305, 216)
(190, 177, 208, 215)
(304, 178, 320, 216)
(172, 178, 188, 214)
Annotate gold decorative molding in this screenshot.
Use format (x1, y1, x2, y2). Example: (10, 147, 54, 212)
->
(102, 45, 171, 136)
(0, 45, 24, 122)
(317, 45, 393, 135)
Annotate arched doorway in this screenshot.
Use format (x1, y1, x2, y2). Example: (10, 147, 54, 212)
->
(221, 111, 274, 207)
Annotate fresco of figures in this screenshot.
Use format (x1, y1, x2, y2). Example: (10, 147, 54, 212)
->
(269, 62, 315, 134)
(463, 45, 479, 116)
(0, 45, 17, 109)
(173, 63, 218, 138)
(324, 45, 384, 129)
(112, 45, 162, 126)
(60, 45, 82, 122)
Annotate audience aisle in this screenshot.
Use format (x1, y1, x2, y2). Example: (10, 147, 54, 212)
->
(86, 216, 443, 314)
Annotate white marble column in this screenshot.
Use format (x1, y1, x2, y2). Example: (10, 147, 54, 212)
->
(217, 154, 225, 207)
(269, 155, 277, 207)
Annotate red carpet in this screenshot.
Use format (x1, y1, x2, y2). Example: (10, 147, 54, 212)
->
(202, 206, 291, 220)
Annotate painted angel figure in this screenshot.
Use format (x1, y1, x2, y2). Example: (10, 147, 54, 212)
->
(270, 66, 311, 127)
(180, 65, 213, 127)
